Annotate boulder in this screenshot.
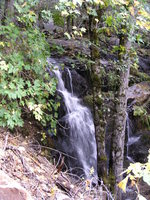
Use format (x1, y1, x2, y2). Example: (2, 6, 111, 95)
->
(63, 68, 88, 97)
(129, 131, 150, 163)
(55, 192, 71, 200)
(0, 170, 33, 200)
(127, 81, 150, 103)
(139, 56, 150, 75)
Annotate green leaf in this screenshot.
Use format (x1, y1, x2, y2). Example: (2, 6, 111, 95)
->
(106, 16, 113, 26)
(64, 32, 71, 39)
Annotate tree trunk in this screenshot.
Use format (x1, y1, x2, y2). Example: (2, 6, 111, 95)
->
(67, 16, 72, 33)
(112, 30, 133, 199)
(112, 64, 130, 199)
(0, 0, 4, 24)
(1, 0, 14, 25)
(89, 12, 107, 181)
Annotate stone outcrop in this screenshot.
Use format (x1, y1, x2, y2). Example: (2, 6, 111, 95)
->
(0, 170, 33, 200)
(139, 55, 150, 75)
(127, 81, 150, 103)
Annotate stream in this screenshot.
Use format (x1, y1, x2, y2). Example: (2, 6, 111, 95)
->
(48, 58, 98, 179)
(47, 58, 148, 200)
(126, 111, 140, 163)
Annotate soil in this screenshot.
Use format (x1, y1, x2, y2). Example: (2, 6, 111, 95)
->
(0, 124, 107, 200)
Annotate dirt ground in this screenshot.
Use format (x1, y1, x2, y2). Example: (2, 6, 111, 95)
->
(0, 125, 108, 200)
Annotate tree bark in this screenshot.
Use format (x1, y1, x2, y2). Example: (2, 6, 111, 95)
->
(112, 28, 133, 199)
(1, 0, 14, 25)
(67, 16, 73, 33)
(89, 11, 107, 181)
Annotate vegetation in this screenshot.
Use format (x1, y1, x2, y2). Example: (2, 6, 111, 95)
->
(0, 0, 150, 199)
(0, 0, 59, 133)
(118, 150, 150, 200)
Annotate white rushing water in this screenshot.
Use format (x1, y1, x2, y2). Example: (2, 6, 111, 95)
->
(48, 58, 97, 178)
(126, 112, 140, 163)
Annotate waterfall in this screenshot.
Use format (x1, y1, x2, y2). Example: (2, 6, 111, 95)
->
(66, 68, 73, 94)
(48, 58, 97, 178)
(126, 111, 140, 163)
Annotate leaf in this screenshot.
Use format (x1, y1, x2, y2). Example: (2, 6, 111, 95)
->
(93, 0, 105, 5)
(80, 27, 86, 32)
(64, 32, 71, 39)
(129, 6, 134, 16)
(143, 173, 150, 186)
(137, 194, 147, 200)
(22, 2, 27, 7)
(61, 10, 69, 17)
(142, 164, 150, 186)
(118, 176, 128, 193)
(0, 42, 5, 47)
(90, 166, 94, 175)
(106, 16, 113, 26)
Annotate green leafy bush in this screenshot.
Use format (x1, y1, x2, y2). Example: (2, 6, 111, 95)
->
(118, 149, 150, 200)
(133, 105, 150, 129)
(0, 0, 59, 132)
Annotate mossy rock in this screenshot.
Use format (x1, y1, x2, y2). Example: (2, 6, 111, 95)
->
(130, 68, 150, 83)
(91, 74, 101, 87)
(141, 133, 150, 145)
(52, 11, 64, 27)
(83, 95, 93, 108)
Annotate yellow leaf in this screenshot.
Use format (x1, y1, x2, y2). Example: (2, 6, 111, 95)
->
(129, 6, 134, 16)
(0, 42, 5, 47)
(134, 0, 140, 7)
(29, 10, 35, 16)
(93, 0, 104, 5)
(136, 20, 150, 31)
(90, 166, 94, 175)
(113, 0, 129, 5)
(131, 180, 136, 187)
(129, 175, 136, 181)
(61, 10, 69, 17)
(146, 163, 150, 170)
(118, 176, 128, 193)
(95, 18, 99, 23)
(139, 10, 150, 19)
(22, 2, 27, 7)
(106, 28, 111, 36)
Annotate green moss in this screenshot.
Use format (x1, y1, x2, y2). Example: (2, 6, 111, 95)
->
(100, 155, 107, 161)
(83, 95, 93, 107)
(108, 170, 115, 191)
(130, 68, 150, 84)
(91, 73, 101, 87)
(98, 110, 103, 118)
(107, 71, 119, 91)
(52, 11, 64, 27)
(96, 96, 102, 106)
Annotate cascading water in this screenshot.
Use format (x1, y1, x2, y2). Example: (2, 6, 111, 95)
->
(126, 110, 140, 163)
(66, 68, 73, 94)
(123, 111, 141, 200)
(48, 58, 97, 178)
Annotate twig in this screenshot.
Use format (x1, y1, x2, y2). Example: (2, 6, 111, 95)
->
(5, 145, 30, 174)
(50, 153, 62, 175)
(3, 133, 9, 151)
(101, 180, 114, 200)
(30, 144, 77, 160)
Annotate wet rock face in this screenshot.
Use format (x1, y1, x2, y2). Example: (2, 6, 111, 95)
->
(62, 68, 88, 97)
(57, 67, 88, 121)
(0, 170, 33, 200)
(127, 81, 150, 104)
(139, 56, 150, 75)
(129, 131, 150, 163)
